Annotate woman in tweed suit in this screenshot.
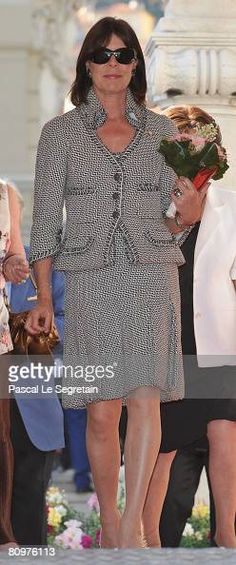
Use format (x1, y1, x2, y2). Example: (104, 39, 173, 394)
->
(26, 18, 205, 549)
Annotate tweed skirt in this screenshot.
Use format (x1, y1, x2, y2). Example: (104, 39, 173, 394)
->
(62, 233, 184, 408)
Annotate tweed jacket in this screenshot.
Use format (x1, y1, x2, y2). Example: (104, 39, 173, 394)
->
(29, 88, 185, 271)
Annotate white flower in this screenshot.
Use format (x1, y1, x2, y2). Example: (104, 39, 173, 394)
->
(46, 486, 68, 507)
(54, 505, 67, 517)
(195, 122, 218, 142)
(87, 493, 100, 513)
(64, 519, 82, 530)
(55, 522, 84, 550)
(182, 523, 194, 537)
(117, 466, 126, 507)
(118, 466, 125, 483)
(195, 531, 203, 541)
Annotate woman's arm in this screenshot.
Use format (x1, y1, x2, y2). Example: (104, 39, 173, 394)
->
(29, 118, 66, 266)
(158, 117, 209, 233)
(7, 184, 25, 256)
(165, 177, 209, 234)
(2, 184, 29, 283)
(26, 117, 66, 335)
(24, 257, 53, 335)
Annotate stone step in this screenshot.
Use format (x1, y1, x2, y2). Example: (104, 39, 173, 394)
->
(0, 548, 235, 563)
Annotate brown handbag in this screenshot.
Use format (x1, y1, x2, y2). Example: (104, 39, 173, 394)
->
(4, 273, 59, 356)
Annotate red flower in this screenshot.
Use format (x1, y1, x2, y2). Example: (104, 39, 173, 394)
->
(81, 534, 93, 548)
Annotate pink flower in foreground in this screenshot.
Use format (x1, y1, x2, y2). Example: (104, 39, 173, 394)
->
(87, 492, 100, 513)
(190, 135, 206, 147)
(55, 520, 85, 549)
(81, 534, 93, 548)
(169, 133, 193, 142)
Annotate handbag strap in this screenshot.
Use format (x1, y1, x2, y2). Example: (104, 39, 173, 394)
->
(3, 270, 37, 311)
(29, 271, 37, 291)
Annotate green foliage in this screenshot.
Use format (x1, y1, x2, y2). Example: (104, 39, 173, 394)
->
(159, 139, 229, 181)
(180, 504, 211, 548)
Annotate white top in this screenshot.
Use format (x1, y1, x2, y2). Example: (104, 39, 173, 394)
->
(193, 186, 236, 367)
(0, 180, 13, 354)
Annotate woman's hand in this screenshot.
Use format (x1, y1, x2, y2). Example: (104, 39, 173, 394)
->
(24, 299, 53, 336)
(171, 177, 210, 226)
(3, 254, 30, 284)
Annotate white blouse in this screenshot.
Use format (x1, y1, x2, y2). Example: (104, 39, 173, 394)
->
(0, 180, 13, 354)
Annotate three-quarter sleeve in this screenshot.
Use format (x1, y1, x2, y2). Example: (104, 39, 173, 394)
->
(29, 117, 67, 265)
(158, 118, 178, 214)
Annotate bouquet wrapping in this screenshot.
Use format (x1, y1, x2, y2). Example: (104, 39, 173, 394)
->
(159, 123, 229, 219)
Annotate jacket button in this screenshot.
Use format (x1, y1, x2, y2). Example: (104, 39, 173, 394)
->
(112, 211, 119, 219)
(112, 192, 119, 200)
(114, 172, 121, 182)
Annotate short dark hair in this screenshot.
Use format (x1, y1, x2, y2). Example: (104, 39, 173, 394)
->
(70, 17, 147, 106)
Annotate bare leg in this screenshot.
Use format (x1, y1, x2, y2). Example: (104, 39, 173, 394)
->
(142, 451, 176, 547)
(86, 399, 122, 548)
(0, 354, 18, 548)
(0, 356, 15, 545)
(118, 387, 161, 548)
(0, 406, 18, 549)
(207, 419, 236, 548)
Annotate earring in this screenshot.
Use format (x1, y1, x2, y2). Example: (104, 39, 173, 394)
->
(87, 68, 92, 78)
(131, 68, 136, 77)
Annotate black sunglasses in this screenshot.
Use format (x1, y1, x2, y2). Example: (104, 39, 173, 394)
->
(89, 47, 137, 65)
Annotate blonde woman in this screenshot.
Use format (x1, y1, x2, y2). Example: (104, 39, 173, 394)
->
(0, 180, 29, 549)
(142, 106, 236, 549)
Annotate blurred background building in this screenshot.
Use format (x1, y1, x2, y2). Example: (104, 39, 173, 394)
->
(0, 0, 235, 240)
(0, 0, 163, 238)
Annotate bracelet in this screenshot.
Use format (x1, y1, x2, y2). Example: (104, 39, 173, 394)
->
(175, 213, 195, 230)
(2, 254, 17, 279)
(37, 285, 52, 295)
(174, 213, 185, 229)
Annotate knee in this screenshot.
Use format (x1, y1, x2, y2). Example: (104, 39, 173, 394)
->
(127, 389, 160, 417)
(87, 405, 120, 441)
(207, 419, 236, 444)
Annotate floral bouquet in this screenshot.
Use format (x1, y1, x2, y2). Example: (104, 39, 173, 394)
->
(46, 486, 98, 549)
(46, 468, 126, 550)
(47, 479, 211, 549)
(159, 122, 229, 218)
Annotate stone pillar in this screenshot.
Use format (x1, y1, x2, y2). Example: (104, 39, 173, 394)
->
(146, 0, 236, 188)
(0, 0, 32, 178)
(32, 0, 82, 126)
